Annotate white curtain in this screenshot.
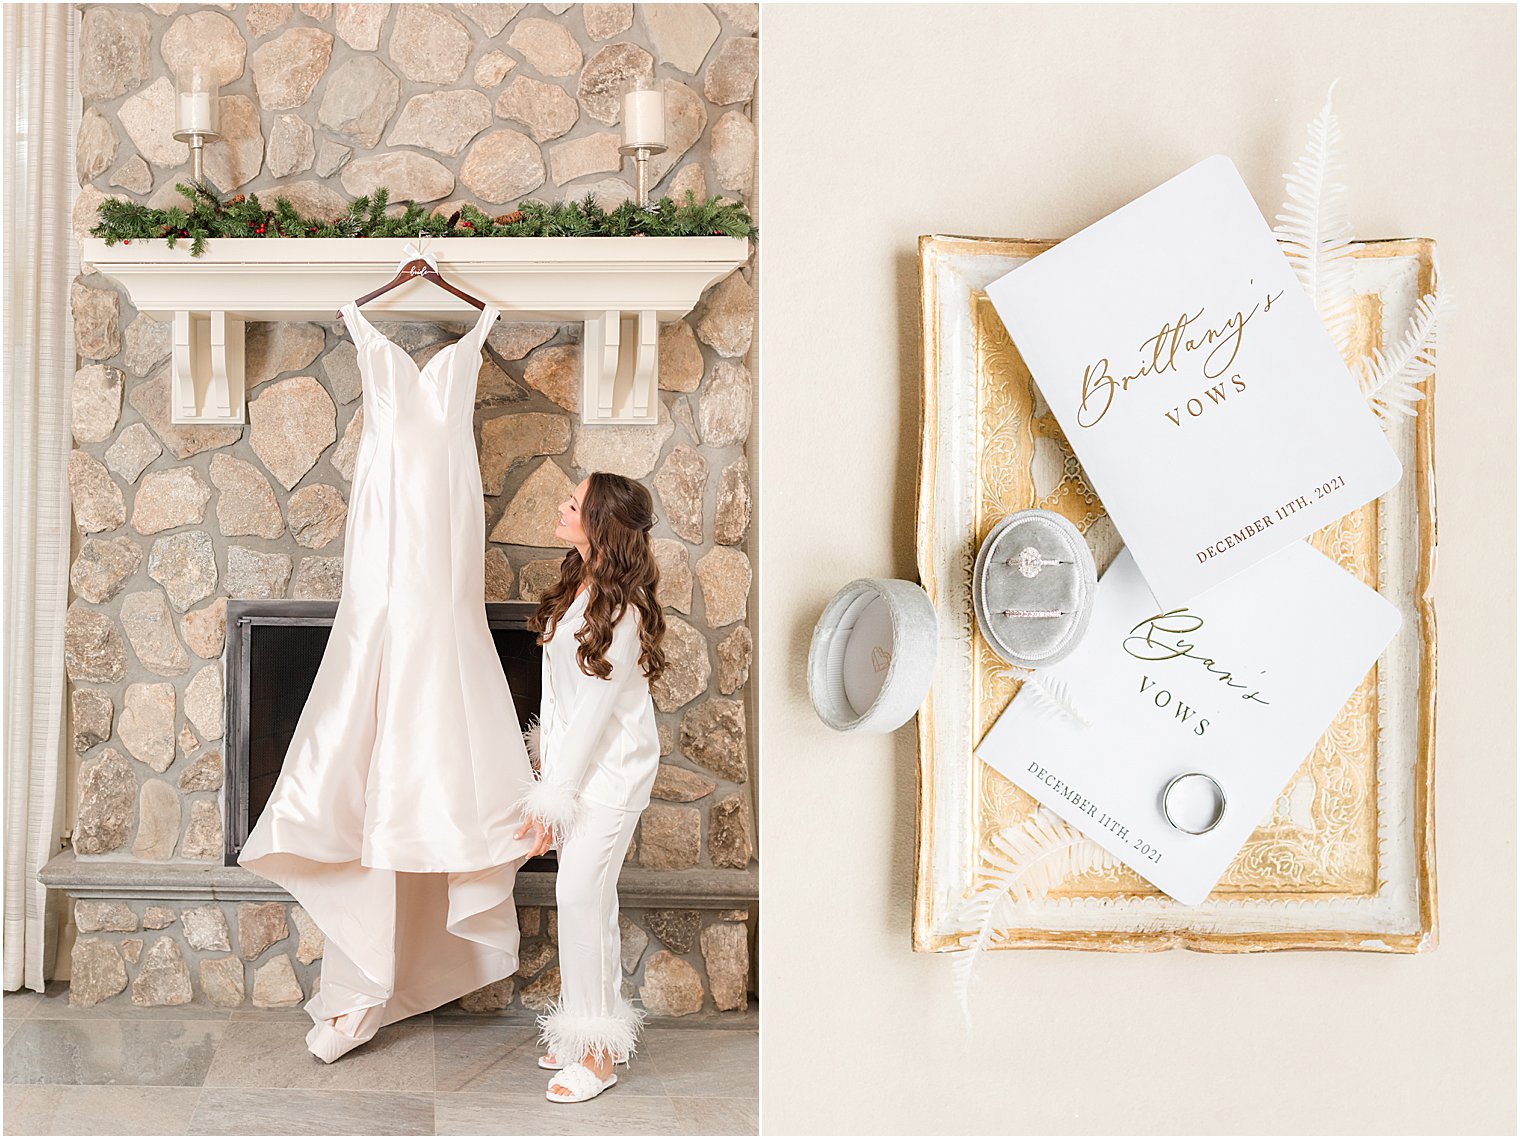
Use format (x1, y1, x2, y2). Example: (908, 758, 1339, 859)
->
(3, 3, 78, 992)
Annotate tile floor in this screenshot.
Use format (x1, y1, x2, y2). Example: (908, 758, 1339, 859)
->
(2, 985, 757, 1136)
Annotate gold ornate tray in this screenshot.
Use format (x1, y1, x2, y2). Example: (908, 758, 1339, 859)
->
(913, 236, 1437, 953)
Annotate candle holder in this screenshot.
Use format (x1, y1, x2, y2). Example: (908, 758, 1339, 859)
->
(619, 142, 669, 211)
(172, 63, 222, 185)
(620, 86, 667, 211)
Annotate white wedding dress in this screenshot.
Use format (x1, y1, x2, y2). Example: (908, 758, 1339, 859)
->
(239, 299, 539, 1061)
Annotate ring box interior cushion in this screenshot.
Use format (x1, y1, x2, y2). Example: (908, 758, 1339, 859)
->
(973, 510, 1098, 668)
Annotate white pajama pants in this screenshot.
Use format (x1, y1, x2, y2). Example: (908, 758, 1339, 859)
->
(538, 797, 647, 1063)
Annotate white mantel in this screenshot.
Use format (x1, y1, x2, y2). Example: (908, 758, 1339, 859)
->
(81, 235, 750, 426)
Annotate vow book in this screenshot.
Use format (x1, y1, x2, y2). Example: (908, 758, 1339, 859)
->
(974, 544, 1400, 904)
(984, 155, 1401, 607)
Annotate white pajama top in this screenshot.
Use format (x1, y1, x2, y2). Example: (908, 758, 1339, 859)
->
(537, 590, 660, 814)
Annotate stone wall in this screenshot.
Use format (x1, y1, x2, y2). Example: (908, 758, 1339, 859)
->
(62, 2, 757, 1015)
(65, 897, 752, 1015)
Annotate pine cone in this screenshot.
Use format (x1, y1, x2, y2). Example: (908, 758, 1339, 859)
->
(226, 194, 246, 206)
(493, 211, 524, 225)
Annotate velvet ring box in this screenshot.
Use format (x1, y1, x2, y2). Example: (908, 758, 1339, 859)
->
(807, 578, 939, 733)
(972, 509, 1097, 669)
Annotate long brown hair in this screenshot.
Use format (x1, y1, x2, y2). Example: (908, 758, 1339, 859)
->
(529, 472, 666, 683)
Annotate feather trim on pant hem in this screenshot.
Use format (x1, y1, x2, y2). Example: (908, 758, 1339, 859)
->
(538, 997, 647, 1063)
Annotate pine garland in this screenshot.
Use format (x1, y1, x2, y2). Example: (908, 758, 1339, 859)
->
(90, 180, 756, 257)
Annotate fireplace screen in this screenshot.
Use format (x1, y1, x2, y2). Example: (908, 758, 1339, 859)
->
(223, 599, 548, 868)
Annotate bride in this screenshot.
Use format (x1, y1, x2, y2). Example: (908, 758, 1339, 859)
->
(515, 471, 667, 1104)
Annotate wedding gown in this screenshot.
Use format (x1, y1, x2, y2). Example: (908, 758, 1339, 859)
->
(238, 298, 539, 1061)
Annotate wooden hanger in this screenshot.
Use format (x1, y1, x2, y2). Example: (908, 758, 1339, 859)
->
(334, 234, 486, 319)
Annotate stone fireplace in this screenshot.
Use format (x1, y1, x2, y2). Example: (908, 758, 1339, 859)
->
(50, 2, 758, 1018)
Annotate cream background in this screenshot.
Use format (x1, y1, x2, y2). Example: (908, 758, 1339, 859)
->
(756, 4, 1516, 1134)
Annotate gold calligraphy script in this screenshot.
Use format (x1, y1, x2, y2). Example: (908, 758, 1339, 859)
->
(1077, 287, 1286, 429)
(1123, 608, 1271, 706)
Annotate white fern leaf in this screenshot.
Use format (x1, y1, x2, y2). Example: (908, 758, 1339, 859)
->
(951, 809, 1114, 1027)
(1274, 81, 1359, 356)
(1359, 278, 1453, 422)
(1021, 675, 1092, 729)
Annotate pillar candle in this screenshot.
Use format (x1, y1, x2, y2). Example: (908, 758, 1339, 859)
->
(622, 89, 666, 148)
(177, 91, 216, 134)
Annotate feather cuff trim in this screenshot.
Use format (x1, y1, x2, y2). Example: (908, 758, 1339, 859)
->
(538, 997, 646, 1063)
(516, 777, 578, 846)
(522, 716, 542, 771)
